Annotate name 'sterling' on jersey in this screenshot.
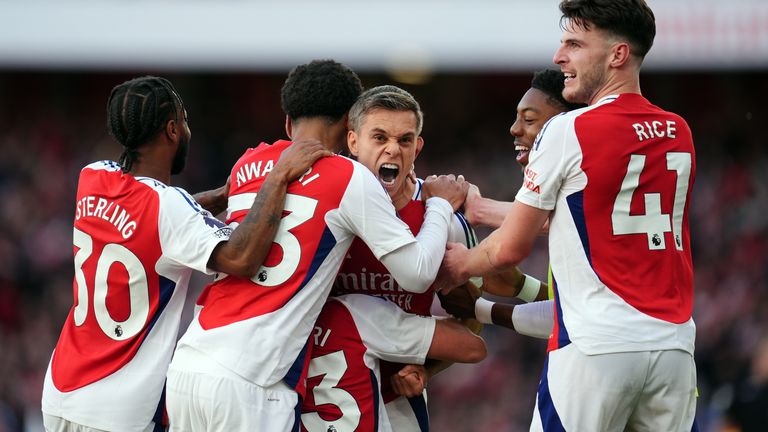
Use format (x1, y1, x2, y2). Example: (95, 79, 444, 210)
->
(75, 195, 137, 239)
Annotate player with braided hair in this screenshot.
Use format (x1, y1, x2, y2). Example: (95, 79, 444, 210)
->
(106, 76, 187, 175)
(41, 76, 328, 432)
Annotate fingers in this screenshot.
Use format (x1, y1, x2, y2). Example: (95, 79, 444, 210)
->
(390, 371, 425, 398)
(276, 139, 333, 181)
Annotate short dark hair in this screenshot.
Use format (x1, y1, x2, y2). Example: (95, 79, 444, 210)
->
(530, 69, 586, 111)
(559, 0, 656, 59)
(107, 76, 184, 172)
(348, 85, 424, 134)
(281, 59, 363, 124)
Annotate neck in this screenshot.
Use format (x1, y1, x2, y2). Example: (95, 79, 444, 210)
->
(391, 179, 416, 211)
(127, 144, 172, 185)
(589, 71, 641, 105)
(291, 118, 343, 152)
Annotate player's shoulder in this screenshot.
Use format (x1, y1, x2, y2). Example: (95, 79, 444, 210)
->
(82, 160, 122, 173)
(139, 180, 204, 215)
(163, 186, 204, 212)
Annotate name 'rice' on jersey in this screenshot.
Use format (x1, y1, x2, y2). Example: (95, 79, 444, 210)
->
(515, 94, 696, 355)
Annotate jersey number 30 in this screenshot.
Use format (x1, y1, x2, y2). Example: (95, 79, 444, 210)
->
(611, 152, 692, 251)
(72, 227, 149, 341)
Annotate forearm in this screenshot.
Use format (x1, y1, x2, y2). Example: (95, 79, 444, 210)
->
(193, 185, 228, 216)
(209, 173, 288, 277)
(424, 317, 483, 380)
(460, 201, 549, 280)
(469, 197, 513, 229)
(462, 230, 510, 279)
(482, 271, 548, 302)
(380, 197, 453, 293)
(475, 298, 553, 338)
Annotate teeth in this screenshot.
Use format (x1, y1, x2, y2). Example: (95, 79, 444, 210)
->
(379, 163, 400, 186)
(515, 145, 530, 151)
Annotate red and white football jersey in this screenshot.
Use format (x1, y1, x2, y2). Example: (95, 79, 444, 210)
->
(332, 178, 476, 316)
(42, 161, 230, 431)
(172, 141, 453, 395)
(331, 178, 475, 430)
(516, 94, 696, 355)
(301, 294, 435, 432)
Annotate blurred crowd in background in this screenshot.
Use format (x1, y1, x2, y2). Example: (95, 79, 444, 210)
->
(0, 71, 766, 431)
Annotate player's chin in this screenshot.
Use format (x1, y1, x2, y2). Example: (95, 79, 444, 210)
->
(377, 177, 401, 195)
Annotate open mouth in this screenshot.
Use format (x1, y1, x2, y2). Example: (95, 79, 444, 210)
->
(515, 143, 531, 166)
(564, 72, 576, 84)
(378, 163, 400, 186)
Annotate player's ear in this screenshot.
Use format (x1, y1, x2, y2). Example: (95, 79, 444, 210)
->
(165, 118, 178, 142)
(347, 130, 360, 157)
(285, 116, 293, 139)
(415, 136, 424, 158)
(610, 42, 631, 68)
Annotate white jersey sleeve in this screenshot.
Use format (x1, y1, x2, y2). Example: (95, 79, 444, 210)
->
(338, 164, 420, 258)
(515, 112, 582, 210)
(512, 300, 555, 339)
(154, 185, 232, 275)
(340, 163, 453, 293)
(338, 294, 436, 365)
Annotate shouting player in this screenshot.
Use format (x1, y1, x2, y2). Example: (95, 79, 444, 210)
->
(165, 60, 468, 431)
(41, 76, 329, 432)
(312, 85, 480, 431)
(438, 1, 698, 430)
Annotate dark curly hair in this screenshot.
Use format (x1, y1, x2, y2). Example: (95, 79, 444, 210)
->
(531, 69, 586, 112)
(107, 76, 184, 172)
(280, 59, 363, 124)
(559, 0, 656, 59)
